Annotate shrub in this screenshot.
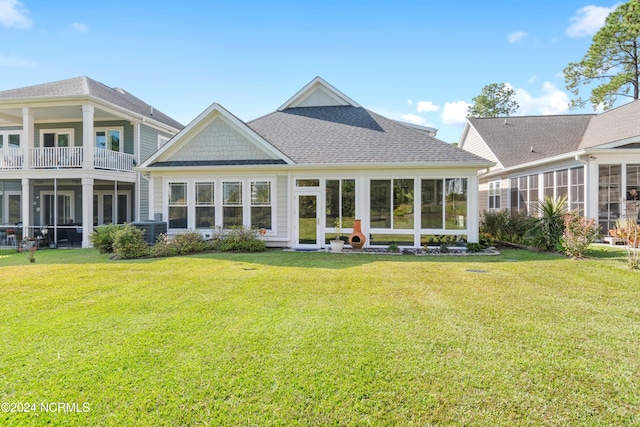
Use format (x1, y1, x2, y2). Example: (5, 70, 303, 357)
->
(210, 227, 266, 253)
(614, 218, 640, 269)
(171, 231, 207, 255)
(112, 224, 150, 259)
(151, 233, 178, 257)
(527, 196, 567, 251)
(466, 242, 483, 253)
(481, 209, 533, 244)
(90, 223, 123, 254)
(561, 212, 600, 258)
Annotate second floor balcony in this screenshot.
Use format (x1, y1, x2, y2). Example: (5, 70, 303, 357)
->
(0, 147, 136, 172)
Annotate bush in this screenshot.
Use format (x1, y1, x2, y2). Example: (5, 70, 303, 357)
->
(151, 233, 178, 257)
(527, 196, 567, 251)
(560, 212, 600, 258)
(90, 223, 123, 253)
(481, 209, 533, 244)
(112, 224, 150, 259)
(171, 231, 207, 255)
(466, 242, 483, 253)
(209, 227, 266, 253)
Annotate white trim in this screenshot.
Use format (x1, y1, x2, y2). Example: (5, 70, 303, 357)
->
(94, 126, 124, 153)
(157, 134, 170, 150)
(164, 176, 278, 235)
(277, 76, 361, 110)
(140, 103, 293, 168)
(0, 130, 22, 148)
(39, 128, 75, 148)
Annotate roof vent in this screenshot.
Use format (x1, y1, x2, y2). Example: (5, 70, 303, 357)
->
(504, 119, 508, 125)
(114, 87, 125, 94)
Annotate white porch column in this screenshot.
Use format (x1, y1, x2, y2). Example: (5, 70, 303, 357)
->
(22, 107, 34, 169)
(82, 105, 95, 170)
(21, 178, 30, 236)
(586, 161, 599, 221)
(82, 178, 94, 248)
(467, 174, 480, 243)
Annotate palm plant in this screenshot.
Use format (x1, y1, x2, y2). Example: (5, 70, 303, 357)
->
(527, 196, 567, 251)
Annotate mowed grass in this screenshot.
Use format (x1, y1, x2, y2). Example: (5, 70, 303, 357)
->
(0, 247, 639, 426)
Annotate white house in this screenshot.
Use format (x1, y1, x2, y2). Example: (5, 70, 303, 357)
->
(459, 100, 640, 234)
(139, 77, 493, 249)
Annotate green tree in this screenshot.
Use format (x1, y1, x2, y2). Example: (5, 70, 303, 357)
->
(564, 0, 640, 110)
(467, 83, 519, 117)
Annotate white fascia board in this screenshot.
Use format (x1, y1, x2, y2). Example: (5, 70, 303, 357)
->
(138, 161, 495, 174)
(277, 76, 361, 111)
(481, 150, 586, 179)
(0, 95, 181, 134)
(585, 134, 640, 149)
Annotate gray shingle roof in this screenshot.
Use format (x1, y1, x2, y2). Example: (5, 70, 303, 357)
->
(468, 115, 594, 168)
(0, 76, 183, 130)
(248, 106, 491, 165)
(580, 99, 640, 149)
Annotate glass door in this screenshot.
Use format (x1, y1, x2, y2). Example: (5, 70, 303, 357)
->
(296, 194, 319, 247)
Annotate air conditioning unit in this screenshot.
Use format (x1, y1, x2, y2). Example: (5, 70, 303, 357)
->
(131, 220, 168, 245)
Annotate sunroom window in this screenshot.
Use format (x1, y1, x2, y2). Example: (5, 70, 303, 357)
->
(251, 181, 272, 230)
(223, 182, 243, 228)
(168, 182, 187, 229)
(195, 182, 215, 228)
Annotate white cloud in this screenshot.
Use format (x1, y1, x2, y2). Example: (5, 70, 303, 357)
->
(507, 31, 527, 43)
(401, 113, 429, 126)
(407, 99, 413, 107)
(441, 101, 471, 125)
(513, 82, 570, 115)
(416, 100, 440, 112)
(0, 53, 36, 68)
(566, 4, 619, 38)
(0, 0, 31, 29)
(70, 22, 88, 33)
(528, 75, 538, 85)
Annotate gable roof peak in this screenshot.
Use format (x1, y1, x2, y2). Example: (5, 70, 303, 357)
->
(277, 76, 361, 111)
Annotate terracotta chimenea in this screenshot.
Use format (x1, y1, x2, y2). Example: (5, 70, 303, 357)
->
(348, 219, 366, 249)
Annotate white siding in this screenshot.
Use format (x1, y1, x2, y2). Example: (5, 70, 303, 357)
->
(295, 88, 347, 107)
(276, 174, 289, 240)
(167, 118, 277, 162)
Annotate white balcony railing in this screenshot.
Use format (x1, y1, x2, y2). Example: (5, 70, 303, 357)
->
(94, 148, 135, 172)
(0, 148, 23, 169)
(1, 147, 136, 172)
(31, 147, 84, 169)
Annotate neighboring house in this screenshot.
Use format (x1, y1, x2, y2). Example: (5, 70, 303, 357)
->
(459, 100, 640, 234)
(0, 77, 183, 248)
(139, 77, 493, 249)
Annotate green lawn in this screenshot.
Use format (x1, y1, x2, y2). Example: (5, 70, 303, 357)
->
(1, 247, 639, 426)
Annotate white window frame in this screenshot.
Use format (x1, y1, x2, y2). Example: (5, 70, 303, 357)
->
(250, 180, 273, 230)
(39, 129, 75, 148)
(0, 131, 22, 148)
(488, 181, 501, 210)
(195, 181, 215, 229)
(157, 135, 171, 150)
(95, 127, 124, 152)
(164, 178, 277, 233)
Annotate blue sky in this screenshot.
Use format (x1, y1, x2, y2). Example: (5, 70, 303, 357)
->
(0, 0, 624, 143)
